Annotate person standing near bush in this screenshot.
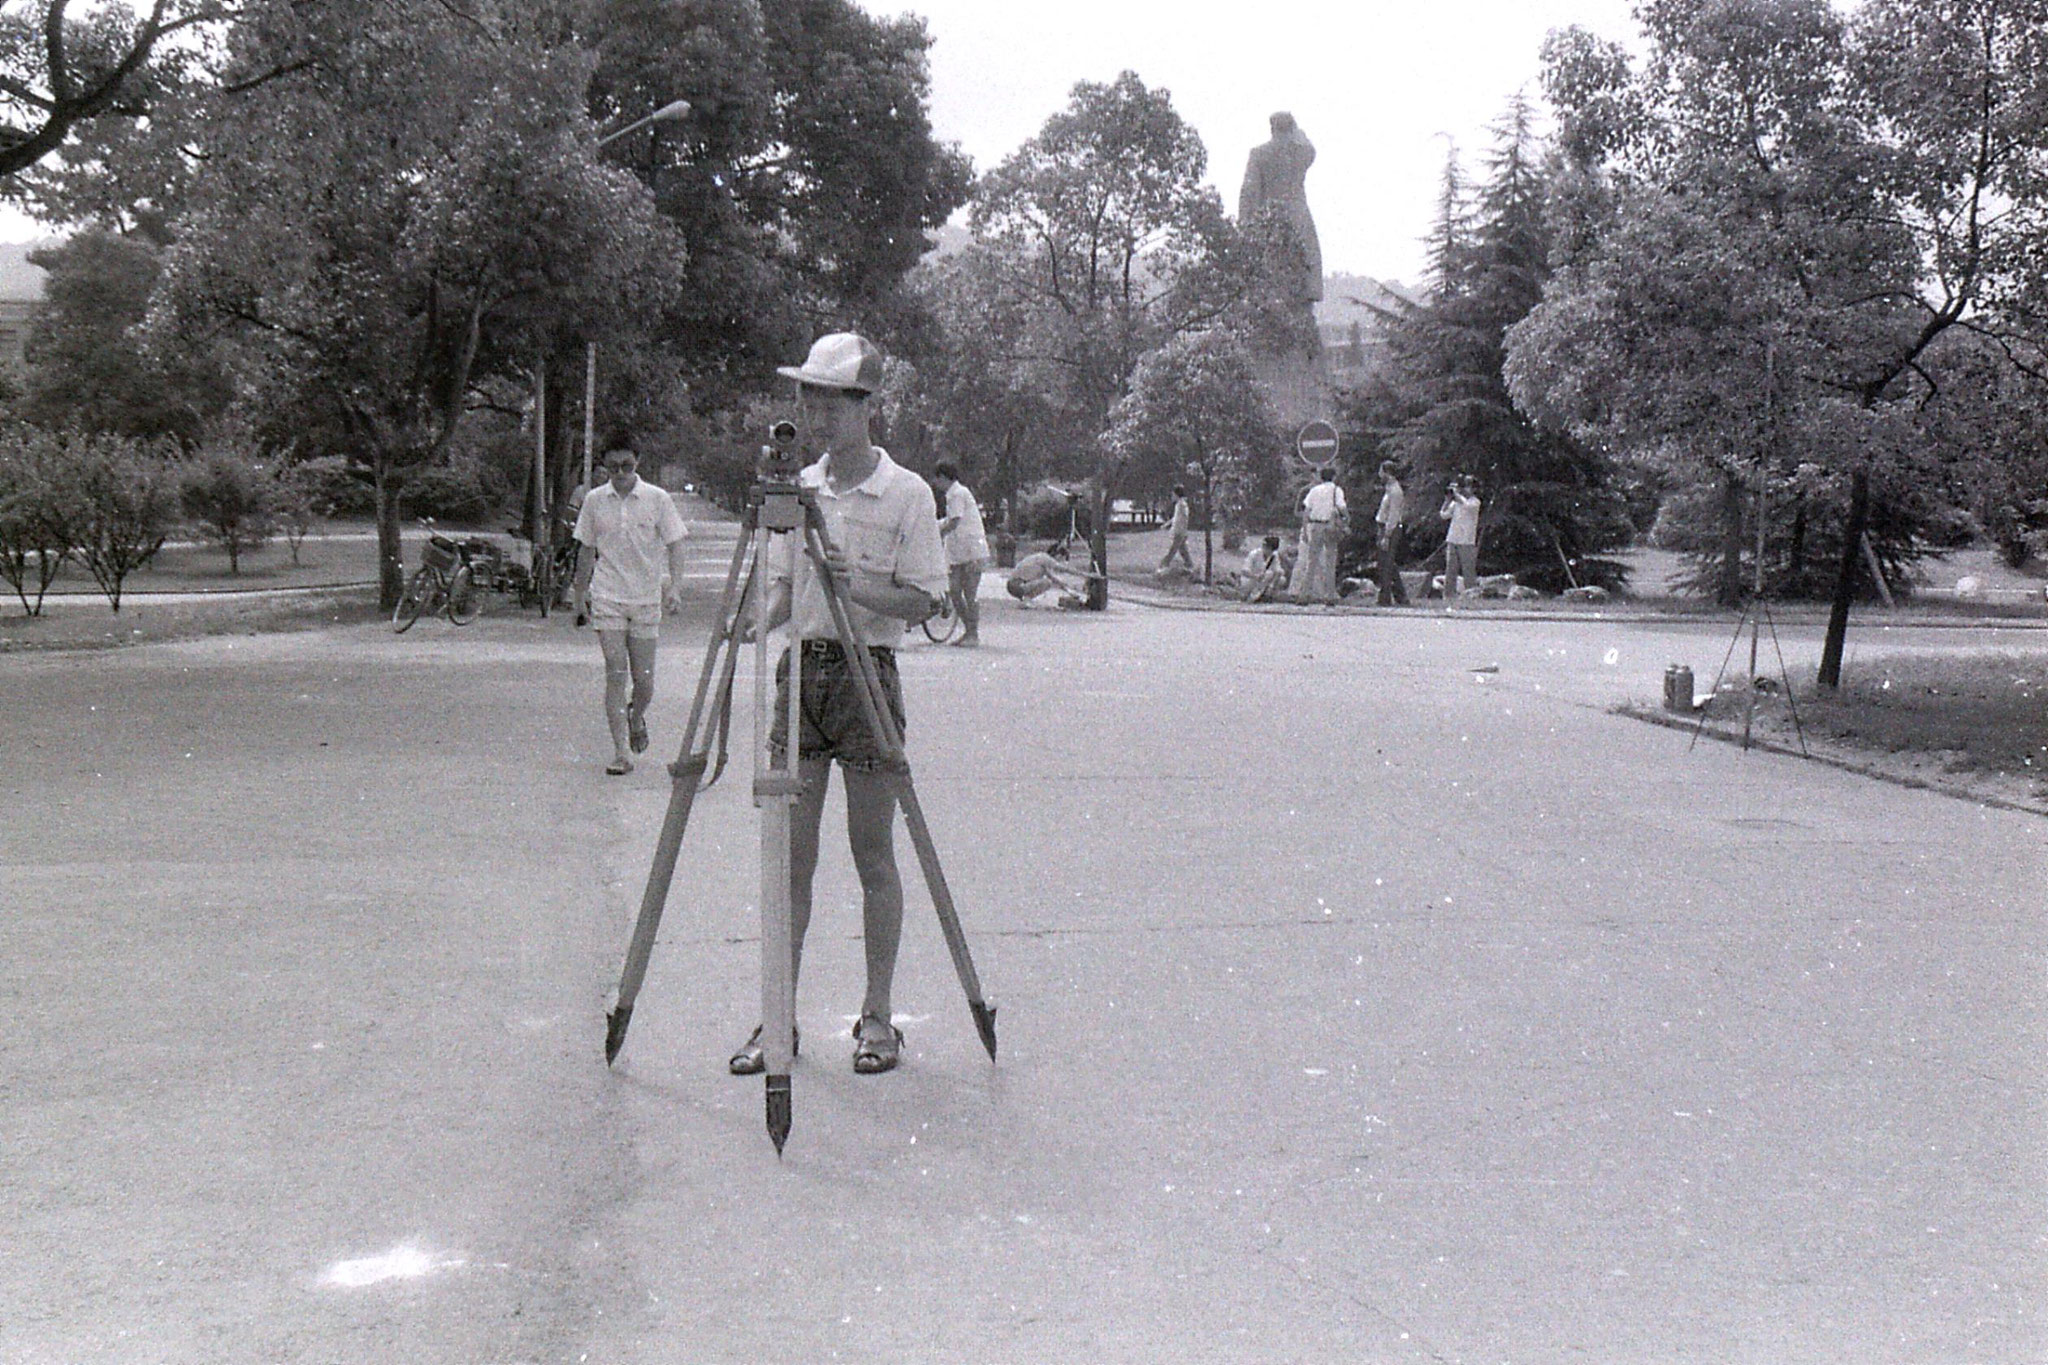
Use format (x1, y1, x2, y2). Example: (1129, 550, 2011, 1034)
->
(1290, 466, 1346, 603)
(931, 461, 988, 646)
(1439, 475, 1482, 606)
(570, 447, 690, 776)
(1374, 461, 1409, 606)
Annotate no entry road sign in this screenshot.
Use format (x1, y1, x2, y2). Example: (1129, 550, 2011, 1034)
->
(1295, 420, 1339, 467)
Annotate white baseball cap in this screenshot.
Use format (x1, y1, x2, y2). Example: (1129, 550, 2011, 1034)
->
(776, 332, 884, 394)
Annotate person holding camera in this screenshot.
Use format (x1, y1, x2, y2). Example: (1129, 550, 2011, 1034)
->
(727, 332, 949, 1079)
(1439, 475, 1482, 606)
(570, 447, 690, 777)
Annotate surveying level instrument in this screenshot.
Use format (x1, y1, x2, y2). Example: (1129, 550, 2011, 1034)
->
(602, 418, 997, 1154)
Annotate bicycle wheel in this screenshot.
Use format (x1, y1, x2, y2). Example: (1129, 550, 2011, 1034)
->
(392, 569, 433, 633)
(921, 597, 959, 643)
(533, 554, 553, 618)
(447, 565, 481, 625)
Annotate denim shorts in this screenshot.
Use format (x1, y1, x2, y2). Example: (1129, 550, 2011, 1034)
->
(769, 639, 907, 772)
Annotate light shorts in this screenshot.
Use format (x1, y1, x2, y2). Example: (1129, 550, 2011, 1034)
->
(588, 596, 662, 640)
(948, 559, 986, 595)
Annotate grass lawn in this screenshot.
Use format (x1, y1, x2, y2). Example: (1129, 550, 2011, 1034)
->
(1679, 650, 2048, 811)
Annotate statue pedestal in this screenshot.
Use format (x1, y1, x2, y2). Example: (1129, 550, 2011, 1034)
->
(1252, 336, 1332, 432)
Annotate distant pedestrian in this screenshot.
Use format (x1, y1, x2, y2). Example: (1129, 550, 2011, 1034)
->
(1291, 466, 1347, 602)
(931, 461, 988, 647)
(570, 448, 691, 776)
(1158, 485, 1194, 575)
(1439, 476, 1482, 606)
(1374, 461, 1409, 606)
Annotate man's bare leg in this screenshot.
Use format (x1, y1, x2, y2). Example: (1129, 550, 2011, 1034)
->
(843, 765, 904, 1024)
(626, 634, 657, 751)
(597, 629, 633, 771)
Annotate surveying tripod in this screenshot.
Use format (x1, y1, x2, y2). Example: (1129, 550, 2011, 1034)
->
(602, 428, 997, 1154)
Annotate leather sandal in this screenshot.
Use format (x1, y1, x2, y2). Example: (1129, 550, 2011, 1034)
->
(628, 709, 650, 754)
(728, 1024, 798, 1075)
(852, 1014, 903, 1075)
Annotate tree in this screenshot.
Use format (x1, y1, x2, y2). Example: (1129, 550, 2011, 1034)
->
(1511, 0, 2048, 677)
(155, 1, 686, 609)
(1101, 330, 1278, 584)
(70, 430, 178, 609)
(0, 423, 82, 615)
(22, 228, 228, 440)
(1360, 105, 1634, 595)
(181, 444, 271, 572)
(585, 0, 971, 411)
(970, 71, 1232, 439)
(271, 454, 345, 566)
(0, 1, 224, 179)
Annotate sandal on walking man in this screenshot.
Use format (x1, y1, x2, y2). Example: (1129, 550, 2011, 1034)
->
(571, 448, 691, 776)
(728, 332, 950, 1078)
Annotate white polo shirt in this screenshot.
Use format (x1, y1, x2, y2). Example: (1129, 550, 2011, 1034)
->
(572, 477, 689, 606)
(773, 447, 948, 647)
(942, 481, 990, 566)
(1303, 480, 1346, 522)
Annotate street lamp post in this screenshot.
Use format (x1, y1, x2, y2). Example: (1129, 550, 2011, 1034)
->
(575, 98, 692, 495)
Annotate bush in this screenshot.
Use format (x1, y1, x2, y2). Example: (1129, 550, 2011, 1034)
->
(0, 424, 83, 616)
(182, 450, 275, 573)
(74, 434, 181, 610)
(1016, 484, 1091, 542)
(401, 459, 494, 523)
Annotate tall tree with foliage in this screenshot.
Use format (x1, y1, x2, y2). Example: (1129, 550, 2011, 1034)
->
(1509, 0, 2048, 677)
(153, 1, 685, 609)
(1353, 105, 1633, 594)
(22, 228, 228, 439)
(1101, 329, 1278, 584)
(584, 0, 971, 413)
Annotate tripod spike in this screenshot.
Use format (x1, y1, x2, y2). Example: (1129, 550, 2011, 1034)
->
(765, 1074, 792, 1155)
(970, 1001, 998, 1061)
(603, 1004, 633, 1065)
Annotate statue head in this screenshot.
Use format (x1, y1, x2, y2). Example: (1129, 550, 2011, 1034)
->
(1269, 111, 1297, 136)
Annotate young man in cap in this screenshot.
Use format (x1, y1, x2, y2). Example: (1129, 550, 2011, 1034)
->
(930, 461, 988, 646)
(729, 332, 950, 1078)
(570, 447, 690, 776)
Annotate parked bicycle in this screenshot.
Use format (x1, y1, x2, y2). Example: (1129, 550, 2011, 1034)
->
(392, 523, 484, 632)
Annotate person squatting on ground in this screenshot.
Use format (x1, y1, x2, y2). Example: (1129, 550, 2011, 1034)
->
(1158, 485, 1194, 575)
(931, 461, 988, 647)
(1439, 475, 1482, 606)
(1374, 460, 1410, 606)
(1006, 545, 1094, 607)
(729, 332, 949, 1079)
(1290, 466, 1347, 603)
(1231, 534, 1289, 603)
(571, 448, 690, 776)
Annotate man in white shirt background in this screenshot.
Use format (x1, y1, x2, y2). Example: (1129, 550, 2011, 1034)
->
(1374, 460, 1410, 606)
(570, 447, 691, 776)
(931, 460, 988, 646)
(1291, 466, 1347, 603)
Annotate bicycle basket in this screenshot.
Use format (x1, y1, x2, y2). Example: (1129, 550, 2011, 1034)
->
(423, 536, 460, 572)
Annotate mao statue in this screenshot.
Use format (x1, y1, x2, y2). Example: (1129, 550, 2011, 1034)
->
(1238, 111, 1323, 305)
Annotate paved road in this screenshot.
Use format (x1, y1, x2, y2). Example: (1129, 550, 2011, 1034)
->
(2, 594, 2043, 1363)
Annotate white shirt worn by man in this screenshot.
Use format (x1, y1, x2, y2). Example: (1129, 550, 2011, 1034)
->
(1376, 480, 1406, 531)
(1303, 480, 1347, 523)
(1444, 492, 1481, 546)
(775, 447, 949, 648)
(942, 481, 990, 565)
(573, 477, 689, 605)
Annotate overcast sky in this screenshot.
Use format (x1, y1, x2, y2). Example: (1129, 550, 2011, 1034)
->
(896, 0, 1645, 284)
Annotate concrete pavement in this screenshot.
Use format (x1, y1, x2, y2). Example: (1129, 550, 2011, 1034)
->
(2, 593, 2044, 1363)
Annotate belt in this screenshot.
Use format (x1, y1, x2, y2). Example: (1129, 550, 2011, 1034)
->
(799, 638, 893, 659)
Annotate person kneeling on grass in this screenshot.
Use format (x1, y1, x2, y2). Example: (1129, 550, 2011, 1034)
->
(1006, 544, 1096, 608)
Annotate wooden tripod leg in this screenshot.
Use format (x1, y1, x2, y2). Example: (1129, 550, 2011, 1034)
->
(799, 515, 997, 1061)
(604, 523, 757, 1065)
